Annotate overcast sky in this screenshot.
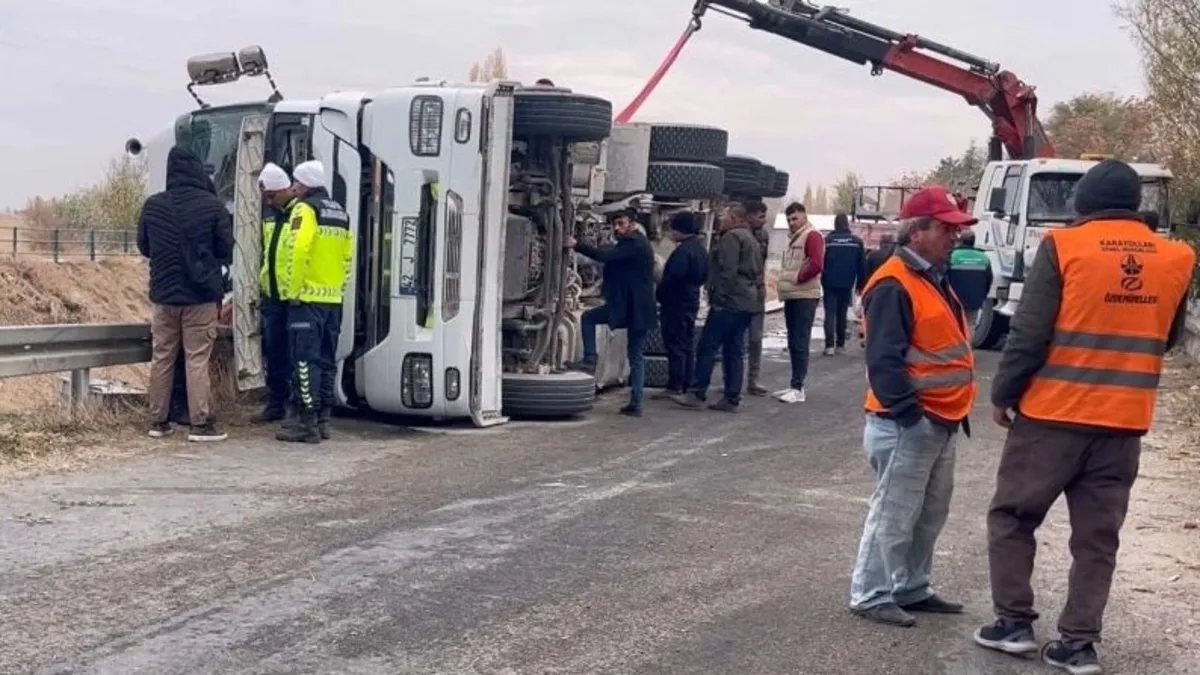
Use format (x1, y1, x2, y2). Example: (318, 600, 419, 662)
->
(0, 0, 1146, 208)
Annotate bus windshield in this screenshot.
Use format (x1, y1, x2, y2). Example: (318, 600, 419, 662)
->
(1027, 172, 1170, 227)
(176, 104, 270, 208)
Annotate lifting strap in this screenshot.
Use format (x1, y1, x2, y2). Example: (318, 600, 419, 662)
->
(614, 17, 702, 124)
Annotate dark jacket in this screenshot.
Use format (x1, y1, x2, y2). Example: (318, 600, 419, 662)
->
(577, 232, 658, 332)
(991, 212, 1193, 435)
(657, 234, 708, 313)
(137, 146, 234, 305)
(707, 226, 762, 313)
(947, 244, 993, 312)
(751, 226, 771, 308)
(822, 229, 867, 291)
(863, 246, 968, 431)
(864, 243, 895, 283)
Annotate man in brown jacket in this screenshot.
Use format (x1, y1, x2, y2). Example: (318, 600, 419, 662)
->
(773, 202, 824, 404)
(672, 204, 762, 412)
(744, 200, 771, 396)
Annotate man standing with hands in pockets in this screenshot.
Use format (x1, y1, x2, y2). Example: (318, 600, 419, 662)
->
(848, 186, 978, 627)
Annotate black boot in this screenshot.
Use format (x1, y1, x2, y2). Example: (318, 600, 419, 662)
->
(276, 410, 321, 443)
(317, 408, 332, 440)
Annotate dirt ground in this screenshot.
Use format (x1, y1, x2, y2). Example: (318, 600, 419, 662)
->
(1117, 354, 1200, 653)
(0, 257, 155, 469)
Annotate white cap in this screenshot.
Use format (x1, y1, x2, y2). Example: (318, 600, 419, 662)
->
(259, 163, 290, 191)
(293, 160, 326, 189)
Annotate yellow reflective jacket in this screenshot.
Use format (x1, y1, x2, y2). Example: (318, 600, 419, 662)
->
(259, 198, 298, 300)
(281, 189, 354, 304)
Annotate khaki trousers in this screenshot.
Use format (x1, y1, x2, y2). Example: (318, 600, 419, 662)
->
(148, 303, 219, 426)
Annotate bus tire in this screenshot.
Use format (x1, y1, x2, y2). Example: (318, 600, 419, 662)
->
(513, 89, 612, 142)
(648, 124, 729, 163)
(971, 298, 1009, 350)
(767, 170, 790, 198)
(721, 154, 763, 196)
(643, 325, 668, 356)
(757, 163, 776, 197)
(644, 355, 670, 388)
(502, 371, 596, 418)
(645, 161, 725, 199)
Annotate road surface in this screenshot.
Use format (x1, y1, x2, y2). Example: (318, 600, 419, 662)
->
(0, 321, 1193, 674)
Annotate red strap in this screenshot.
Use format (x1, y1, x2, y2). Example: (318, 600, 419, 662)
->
(614, 19, 700, 123)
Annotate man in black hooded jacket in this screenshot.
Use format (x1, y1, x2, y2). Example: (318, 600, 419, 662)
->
(137, 145, 233, 442)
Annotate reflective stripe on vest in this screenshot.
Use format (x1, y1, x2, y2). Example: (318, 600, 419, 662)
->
(862, 254, 977, 421)
(1018, 219, 1194, 432)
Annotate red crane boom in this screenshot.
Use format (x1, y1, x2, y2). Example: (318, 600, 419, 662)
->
(688, 0, 1055, 161)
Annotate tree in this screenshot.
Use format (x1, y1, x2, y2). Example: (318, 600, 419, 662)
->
(812, 185, 830, 213)
(468, 48, 509, 82)
(831, 171, 862, 213)
(924, 140, 987, 191)
(21, 156, 147, 230)
(890, 171, 926, 188)
(1043, 92, 1158, 161)
(1119, 0, 1200, 220)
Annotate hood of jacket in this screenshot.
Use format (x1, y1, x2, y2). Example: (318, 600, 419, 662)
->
(166, 145, 212, 191)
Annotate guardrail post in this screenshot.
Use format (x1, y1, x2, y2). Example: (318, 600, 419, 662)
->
(69, 368, 90, 414)
(52, 229, 60, 263)
(88, 230, 97, 261)
(123, 230, 130, 254)
(10, 228, 16, 257)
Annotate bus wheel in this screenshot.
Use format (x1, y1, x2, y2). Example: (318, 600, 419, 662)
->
(766, 170, 789, 198)
(646, 161, 725, 199)
(502, 371, 596, 419)
(513, 89, 612, 142)
(972, 298, 1009, 350)
(648, 123, 729, 164)
(719, 154, 763, 195)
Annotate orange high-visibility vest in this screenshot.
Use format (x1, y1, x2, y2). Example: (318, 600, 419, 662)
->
(863, 255, 977, 421)
(1019, 219, 1195, 432)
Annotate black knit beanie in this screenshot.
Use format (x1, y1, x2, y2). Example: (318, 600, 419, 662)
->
(1073, 159, 1141, 215)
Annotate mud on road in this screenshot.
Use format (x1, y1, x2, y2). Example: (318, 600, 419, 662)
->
(2, 325, 1198, 674)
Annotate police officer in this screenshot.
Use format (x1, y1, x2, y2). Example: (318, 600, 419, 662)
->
(254, 163, 297, 423)
(978, 160, 1195, 672)
(276, 160, 353, 443)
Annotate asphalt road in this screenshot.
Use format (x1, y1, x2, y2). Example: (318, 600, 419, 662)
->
(0, 318, 1191, 674)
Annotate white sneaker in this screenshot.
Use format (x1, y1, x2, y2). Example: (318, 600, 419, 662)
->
(776, 388, 807, 403)
(771, 388, 792, 398)
(822, 347, 836, 356)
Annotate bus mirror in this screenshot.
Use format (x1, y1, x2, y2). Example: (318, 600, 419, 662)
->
(187, 52, 240, 85)
(237, 46, 268, 77)
(987, 187, 1007, 214)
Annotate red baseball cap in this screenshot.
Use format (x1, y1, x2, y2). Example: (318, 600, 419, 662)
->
(900, 185, 978, 226)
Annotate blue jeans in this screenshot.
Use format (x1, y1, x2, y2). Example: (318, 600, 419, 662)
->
(850, 415, 957, 610)
(627, 328, 647, 408)
(689, 308, 754, 405)
(581, 305, 609, 362)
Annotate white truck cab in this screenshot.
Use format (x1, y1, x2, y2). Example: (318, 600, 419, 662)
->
(968, 157, 1172, 348)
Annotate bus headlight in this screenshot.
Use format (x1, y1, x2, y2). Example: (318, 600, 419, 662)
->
(402, 353, 434, 408)
(445, 368, 461, 401)
(409, 96, 443, 157)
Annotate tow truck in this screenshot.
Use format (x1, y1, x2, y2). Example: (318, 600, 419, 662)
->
(687, 0, 1174, 348)
(127, 48, 791, 425)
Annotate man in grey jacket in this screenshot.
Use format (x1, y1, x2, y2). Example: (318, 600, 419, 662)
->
(673, 204, 762, 412)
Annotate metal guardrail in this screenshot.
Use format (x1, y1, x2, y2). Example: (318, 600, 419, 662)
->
(0, 323, 152, 408)
(1, 227, 140, 261)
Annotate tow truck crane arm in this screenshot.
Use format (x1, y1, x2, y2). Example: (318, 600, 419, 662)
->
(691, 0, 1055, 160)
